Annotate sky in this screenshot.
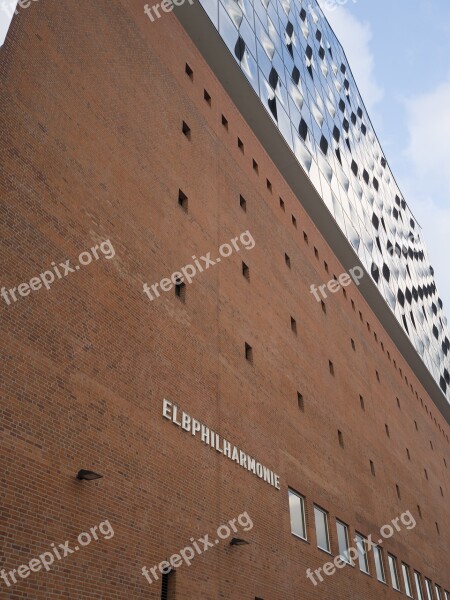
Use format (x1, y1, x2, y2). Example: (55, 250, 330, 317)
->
(1, 0, 449, 311)
(0, 0, 17, 45)
(318, 0, 450, 315)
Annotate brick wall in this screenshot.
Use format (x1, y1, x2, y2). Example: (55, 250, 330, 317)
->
(0, 2, 449, 598)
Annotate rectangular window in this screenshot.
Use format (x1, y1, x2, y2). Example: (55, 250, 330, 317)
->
(402, 563, 413, 597)
(444, 590, 449, 600)
(161, 569, 175, 600)
(288, 489, 307, 540)
(355, 533, 369, 573)
(178, 189, 188, 211)
(182, 121, 191, 139)
(314, 506, 330, 552)
(374, 546, 386, 583)
(415, 572, 425, 600)
(388, 554, 400, 590)
(425, 579, 434, 600)
(175, 278, 186, 303)
(435, 586, 442, 600)
(336, 520, 351, 563)
(245, 342, 253, 363)
(291, 316, 297, 335)
(242, 262, 250, 280)
(222, 114, 228, 129)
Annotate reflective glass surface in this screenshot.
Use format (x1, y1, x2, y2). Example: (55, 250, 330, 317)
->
(198, 0, 450, 403)
(336, 520, 350, 563)
(288, 489, 306, 538)
(387, 555, 400, 590)
(374, 546, 386, 583)
(314, 506, 329, 551)
(402, 564, 414, 598)
(415, 572, 425, 600)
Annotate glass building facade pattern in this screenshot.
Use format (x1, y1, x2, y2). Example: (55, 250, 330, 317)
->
(198, 0, 450, 402)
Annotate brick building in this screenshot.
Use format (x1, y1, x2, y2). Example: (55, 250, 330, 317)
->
(0, 1, 449, 599)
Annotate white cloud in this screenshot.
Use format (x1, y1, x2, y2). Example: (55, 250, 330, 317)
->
(317, 0, 383, 114)
(401, 77, 450, 312)
(405, 78, 450, 193)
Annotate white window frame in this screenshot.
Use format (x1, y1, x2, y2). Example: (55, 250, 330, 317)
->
(388, 554, 400, 590)
(314, 505, 330, 553)
(402, 563, 413, 598)
(425, 579, 434, 600)
(355, 533, 370, 574)
(435, 585, 442, 600)
(288, 489, 307, 541)
(336, 520, 352, 564)
(374, 546, 386, 583)
(415, 571, 425, 600)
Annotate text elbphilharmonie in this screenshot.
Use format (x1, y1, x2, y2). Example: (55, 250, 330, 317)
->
(162, 399, 280, 490)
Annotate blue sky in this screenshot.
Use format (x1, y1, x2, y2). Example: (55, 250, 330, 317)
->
(1, 0, 449, 312)
(319, 0, 450, 314)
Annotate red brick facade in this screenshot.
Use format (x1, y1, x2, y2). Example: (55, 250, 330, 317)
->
(0, 2, 449, 598)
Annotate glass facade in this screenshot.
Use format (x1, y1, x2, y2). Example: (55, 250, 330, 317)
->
(197, 0, 450, 403)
